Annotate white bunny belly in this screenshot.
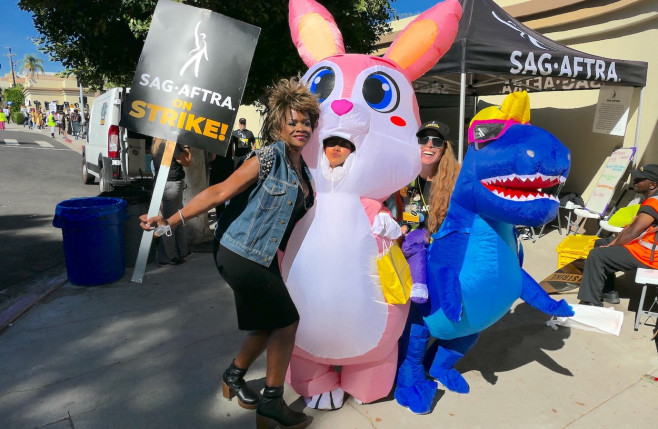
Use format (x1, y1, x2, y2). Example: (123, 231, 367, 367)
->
(284, 193, 388, 359)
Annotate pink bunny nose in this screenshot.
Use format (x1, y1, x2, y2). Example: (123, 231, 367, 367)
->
(331, 99, 353, 116)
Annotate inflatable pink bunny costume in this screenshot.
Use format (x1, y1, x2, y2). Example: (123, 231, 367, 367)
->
(281, 0, 462, 408)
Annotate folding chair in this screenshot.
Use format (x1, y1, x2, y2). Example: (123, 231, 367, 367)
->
(634, 268, 658, 331)
(566, 148, 635, 235)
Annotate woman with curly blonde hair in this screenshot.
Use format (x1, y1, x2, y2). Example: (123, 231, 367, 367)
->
(425, 130, 460, 235)
(393, 120, 459, 304)
(396, 120, 460, 236)
(141, 77, 318, 429)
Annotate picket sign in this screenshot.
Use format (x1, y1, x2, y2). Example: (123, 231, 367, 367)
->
(131, 141, 175, 283)
(122, 0, 259, 282)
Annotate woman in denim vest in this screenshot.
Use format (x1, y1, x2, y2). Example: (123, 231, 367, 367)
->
(141, 77, 319, 429)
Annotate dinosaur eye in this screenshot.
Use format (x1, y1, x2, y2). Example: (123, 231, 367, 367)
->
(308, 67, 335, 103)
(362, 72, 399, 113)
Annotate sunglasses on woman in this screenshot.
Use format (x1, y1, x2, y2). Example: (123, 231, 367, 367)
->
(418, 136, 445, 147)
(323, 137, 355, 151)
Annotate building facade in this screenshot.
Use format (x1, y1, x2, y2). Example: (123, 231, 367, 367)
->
(0, 72, 96, 112)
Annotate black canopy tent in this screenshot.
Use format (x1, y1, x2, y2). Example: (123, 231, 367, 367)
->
(413, 0, 649, 161)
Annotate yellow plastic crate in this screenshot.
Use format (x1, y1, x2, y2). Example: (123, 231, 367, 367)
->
(556, 234, 598, 268)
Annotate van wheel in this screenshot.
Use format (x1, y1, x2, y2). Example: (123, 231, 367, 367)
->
(99, 166, 112, 193)
(82, 154, 95, 184)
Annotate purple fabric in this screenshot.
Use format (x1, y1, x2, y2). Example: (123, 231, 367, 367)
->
(402, 229, 429, 286)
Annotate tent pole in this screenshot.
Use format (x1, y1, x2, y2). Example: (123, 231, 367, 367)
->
(632, 86, 645, 168)
(458, 72, 466, 163)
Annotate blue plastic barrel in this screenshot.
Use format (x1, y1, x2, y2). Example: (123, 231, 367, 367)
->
(53, 197, 128, 286)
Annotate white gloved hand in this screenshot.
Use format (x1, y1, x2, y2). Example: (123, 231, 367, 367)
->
(372, 212, 402, 239)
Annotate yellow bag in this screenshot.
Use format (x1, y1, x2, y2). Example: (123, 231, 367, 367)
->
(376, 241, 413, 304)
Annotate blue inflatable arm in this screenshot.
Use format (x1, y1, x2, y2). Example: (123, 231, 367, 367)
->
(520, 269, 574, 317)
(427, 230, 468, 322)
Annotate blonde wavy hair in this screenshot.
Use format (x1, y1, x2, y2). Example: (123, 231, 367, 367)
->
(427, 140, 460, 235)
(261, 77, 321, 144)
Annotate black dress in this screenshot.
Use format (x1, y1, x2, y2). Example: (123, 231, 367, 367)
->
(215, 183, 312, 331)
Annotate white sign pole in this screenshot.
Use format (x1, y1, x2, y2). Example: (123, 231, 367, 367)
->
(131, 141, 176, 283)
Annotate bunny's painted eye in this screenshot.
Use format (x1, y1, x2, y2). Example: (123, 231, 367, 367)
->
(362, 72, 400, 113)
(308, 67, 335, 103)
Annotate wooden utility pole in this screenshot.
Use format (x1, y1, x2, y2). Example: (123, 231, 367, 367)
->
(5, 47, 17, 87)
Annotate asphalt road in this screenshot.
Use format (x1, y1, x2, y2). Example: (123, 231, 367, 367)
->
(0, 126, 98, 304)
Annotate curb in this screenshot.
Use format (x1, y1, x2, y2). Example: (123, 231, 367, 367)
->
(0, 274, 68, 332)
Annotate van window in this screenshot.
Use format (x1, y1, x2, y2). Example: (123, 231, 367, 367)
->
(100, 102, 108, 125)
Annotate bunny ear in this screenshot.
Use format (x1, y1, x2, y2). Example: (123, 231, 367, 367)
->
(384, 0, 462, 82)
(289, 0, 345, 68)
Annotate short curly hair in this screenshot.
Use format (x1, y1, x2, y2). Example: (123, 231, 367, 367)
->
(261, 77, 320, 144)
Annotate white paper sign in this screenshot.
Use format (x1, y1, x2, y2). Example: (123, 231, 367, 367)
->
(592, 85, 633, 136)
(586, 147, 635, 215)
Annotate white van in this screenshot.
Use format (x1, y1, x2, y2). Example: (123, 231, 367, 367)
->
(82, 87, 154, 192)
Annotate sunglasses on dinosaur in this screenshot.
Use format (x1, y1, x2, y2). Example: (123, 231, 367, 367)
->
(418, 136, 445, 147)
(468, 119, 518, 150)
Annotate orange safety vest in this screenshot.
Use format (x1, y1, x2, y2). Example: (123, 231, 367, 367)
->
(624, 196, 658, 268)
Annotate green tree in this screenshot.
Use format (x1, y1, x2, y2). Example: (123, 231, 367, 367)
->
(18, 54, 45, 82)
(18, 0, 395, 104)
(3, 85, 25, 112)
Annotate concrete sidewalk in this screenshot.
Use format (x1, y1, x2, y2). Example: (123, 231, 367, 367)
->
(0, 230, 656, 428)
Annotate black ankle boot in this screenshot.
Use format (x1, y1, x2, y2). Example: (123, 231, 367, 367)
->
(222, 360, 259, 409)
(256, 385, 309, 429)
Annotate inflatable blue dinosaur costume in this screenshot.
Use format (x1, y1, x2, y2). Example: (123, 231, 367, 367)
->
(395, 93, 575, 414)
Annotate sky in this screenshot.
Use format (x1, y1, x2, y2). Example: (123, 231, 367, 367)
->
(0, 1, 65, 77)
(0, 0, 442, 78)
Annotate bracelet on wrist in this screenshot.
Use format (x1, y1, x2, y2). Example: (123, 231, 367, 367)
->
(178, 209, 186, 226)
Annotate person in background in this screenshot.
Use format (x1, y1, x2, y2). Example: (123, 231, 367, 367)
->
(0, 108, 7, 131)
(231, 117, 256, 163)
(60, 111, 68, 138)
(37, 110, 45, 130)
(208, 143, 235, 221)
(70, 109, 81, 139)
(21, 107, 28, 127)
(140, 77, 319, 429)
(578, 164, 658, 306)
(47, 111, 57, 138)
(150, 138, 192, 266)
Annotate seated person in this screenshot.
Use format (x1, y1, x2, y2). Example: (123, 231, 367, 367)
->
(578, 164, 658, 306)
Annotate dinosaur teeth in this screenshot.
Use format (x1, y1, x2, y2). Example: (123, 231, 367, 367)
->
(481, 172, 565, 189)
(481, 178, 561, 203)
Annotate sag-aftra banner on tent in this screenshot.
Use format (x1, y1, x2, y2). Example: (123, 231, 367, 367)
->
(414, 0, 648, 96)
(121, 0, 260, 155)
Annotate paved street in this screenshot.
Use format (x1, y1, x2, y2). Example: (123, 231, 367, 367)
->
(0, 122, 95, 305)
